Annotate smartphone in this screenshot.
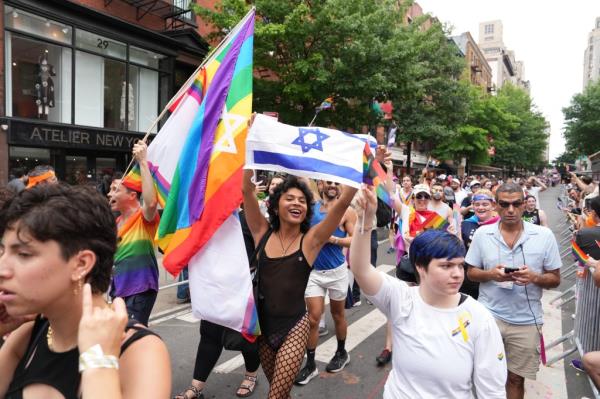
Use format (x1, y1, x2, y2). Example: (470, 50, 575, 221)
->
(504, 267, 520, 274)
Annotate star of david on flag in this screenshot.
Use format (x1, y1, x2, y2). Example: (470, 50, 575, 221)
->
(292, 127, 329, 153)
(246, 114, 368, 188)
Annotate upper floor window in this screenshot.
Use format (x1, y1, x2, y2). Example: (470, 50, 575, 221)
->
(484, 24, 494, 35)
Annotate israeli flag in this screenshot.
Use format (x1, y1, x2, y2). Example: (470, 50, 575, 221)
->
(246, 114, 366, 188)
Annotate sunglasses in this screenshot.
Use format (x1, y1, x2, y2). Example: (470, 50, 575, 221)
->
(415, 193, 431, 200)
(325, 181, 339, 186)
(498, 200, 524, 209)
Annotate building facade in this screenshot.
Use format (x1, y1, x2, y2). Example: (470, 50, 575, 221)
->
(0, 0, 210, 185)
(477, 20, 529, 93)
(451, 32, 492, 92)
(583, 17, 600, 89)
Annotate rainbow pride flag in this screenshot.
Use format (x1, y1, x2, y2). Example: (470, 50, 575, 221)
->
(141, 10, 259, 337)
(424, 212, 450, 231)
(363, 143, 393, 207)
(122, 163, 169, 208)
(572, 240, 589, 266)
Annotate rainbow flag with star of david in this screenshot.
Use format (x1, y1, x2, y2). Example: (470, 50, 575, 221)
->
(123, 9, 259, 338)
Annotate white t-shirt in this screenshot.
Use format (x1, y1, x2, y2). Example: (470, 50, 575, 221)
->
(428, 201, 452, 220)
(454, 189, 467, 208)
(366, 274, 507, 399)
(524, 186, 542, 208)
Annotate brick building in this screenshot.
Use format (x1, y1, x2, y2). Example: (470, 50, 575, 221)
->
(0, 0, 211, 185)
(451, 32, 492, 92)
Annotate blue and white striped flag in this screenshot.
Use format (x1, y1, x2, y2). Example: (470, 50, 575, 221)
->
(245, 114, 366, 188)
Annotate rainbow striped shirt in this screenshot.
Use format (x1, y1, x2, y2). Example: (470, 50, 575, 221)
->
(112, 209, 160, 298)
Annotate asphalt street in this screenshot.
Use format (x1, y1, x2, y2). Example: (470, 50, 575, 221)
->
(149, 186, 594, 398)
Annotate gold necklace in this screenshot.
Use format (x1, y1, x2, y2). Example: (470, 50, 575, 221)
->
(47, 325, 54, 351)
(277, 230, 301, 255)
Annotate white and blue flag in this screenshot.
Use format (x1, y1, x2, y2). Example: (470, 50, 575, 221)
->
(245, 114, 367, 188)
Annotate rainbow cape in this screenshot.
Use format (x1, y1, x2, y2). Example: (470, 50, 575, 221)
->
(423, 212, 449, 230)
(363, 143, 394, 207)
(129, 10, 258, 337)
(572, 240, 589, 266)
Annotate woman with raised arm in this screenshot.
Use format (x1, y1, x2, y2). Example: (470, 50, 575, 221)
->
(242, 170, 356, 399)
(349, 186, 506, 399)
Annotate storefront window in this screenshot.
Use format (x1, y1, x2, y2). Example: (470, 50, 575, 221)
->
(65, 155, 88, 185)
(5, 6, 72, 45)
(129, 65, 158, 133)
(130, 46, 167, 69)
(9, 146, 52, 174)
(75, 51, 126, 129)
(75, 29, 126, 60)
(5, 8, 170, 134)
(5, 33, 72, 123)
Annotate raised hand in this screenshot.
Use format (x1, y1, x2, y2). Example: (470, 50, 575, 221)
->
(78, 284, 128, 357)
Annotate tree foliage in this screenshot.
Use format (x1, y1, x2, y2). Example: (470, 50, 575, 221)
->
(433, 82, 515, 165)
(563, 79, 600, 156)
(192, 1, 548, 171)
(193, 0, 466, 132)
(491, 84, 549, 171)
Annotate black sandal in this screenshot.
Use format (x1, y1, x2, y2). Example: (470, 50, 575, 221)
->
(236, 374, 258, 398)
(173, 385, 203, 399)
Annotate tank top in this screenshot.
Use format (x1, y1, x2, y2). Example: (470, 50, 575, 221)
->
(6, 317, 160, 399)
(522, 209, 540, 225)
(257, 231, 311, 348)
(310, 202, 346, 270)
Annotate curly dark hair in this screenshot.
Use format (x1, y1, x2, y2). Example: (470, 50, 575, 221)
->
(267, 176, 314, 233)
(0, 183, 117, 294)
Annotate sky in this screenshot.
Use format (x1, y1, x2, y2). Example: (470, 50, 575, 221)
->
(416, 0, 600, 160)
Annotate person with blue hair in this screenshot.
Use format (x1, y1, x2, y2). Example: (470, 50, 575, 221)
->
(349, 185, 507, 398)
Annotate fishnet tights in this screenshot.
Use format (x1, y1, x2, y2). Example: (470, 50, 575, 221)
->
(258, 315, 310, 399)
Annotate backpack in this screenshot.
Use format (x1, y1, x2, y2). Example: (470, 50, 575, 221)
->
(376, 198, 392, 227)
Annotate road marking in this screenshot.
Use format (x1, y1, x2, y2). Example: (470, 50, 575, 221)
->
(315, 308, 387, 363)
(149, 308, 195, 326)
(149, 303, 191, 321)
(177, 312, 201, 323)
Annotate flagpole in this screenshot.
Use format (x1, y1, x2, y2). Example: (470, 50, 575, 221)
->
(308, 109, 321, 127)
(120, 7, 256, 178)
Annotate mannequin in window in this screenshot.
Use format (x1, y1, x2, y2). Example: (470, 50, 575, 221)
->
(120, 81, 135, 130)
(34, 51, 56, 120)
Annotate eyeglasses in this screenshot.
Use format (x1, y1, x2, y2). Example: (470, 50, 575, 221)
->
(498, 200, 524, 209)
(415, 193, 430, 200)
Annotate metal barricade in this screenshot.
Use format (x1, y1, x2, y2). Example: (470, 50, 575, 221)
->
(573, 267, 600, 398)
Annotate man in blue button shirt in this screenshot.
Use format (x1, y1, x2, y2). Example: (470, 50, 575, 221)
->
(465, 182, 561, 399)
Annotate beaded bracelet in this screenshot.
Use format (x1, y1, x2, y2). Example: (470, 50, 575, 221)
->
(79, 344, 119, 372)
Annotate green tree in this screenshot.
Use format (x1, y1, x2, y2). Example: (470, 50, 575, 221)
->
(563, 80, 600, 155)
(432, 81, 516, 165)
(193, 0, 469, 134)
(387, 19, 469, 147)
(193, 0, 409, 127)
(491, 84, 549, 171)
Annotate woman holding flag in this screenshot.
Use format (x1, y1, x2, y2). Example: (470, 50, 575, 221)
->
(242, 170, 356, 399)
(349, 185, 507, 399)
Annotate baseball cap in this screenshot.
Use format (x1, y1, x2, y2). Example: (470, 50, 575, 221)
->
(469, 180, 481, 188)
(413, 184, 431, 196)
(438, 174, 447, 180)
(452, 178, 461, 185)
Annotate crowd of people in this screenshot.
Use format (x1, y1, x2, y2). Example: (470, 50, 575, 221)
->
(1, 138, 599, 399)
